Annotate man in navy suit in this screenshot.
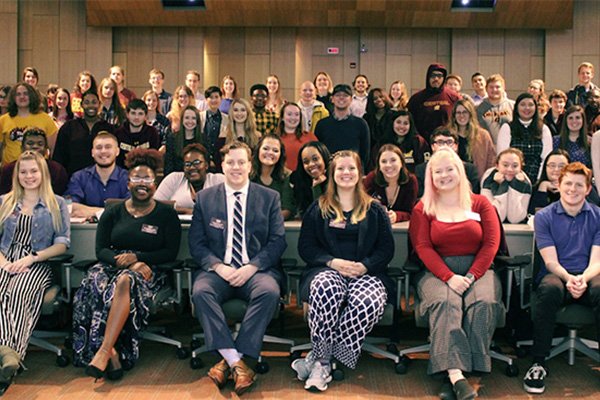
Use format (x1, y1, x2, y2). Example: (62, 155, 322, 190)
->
(189, 141, 286, 395)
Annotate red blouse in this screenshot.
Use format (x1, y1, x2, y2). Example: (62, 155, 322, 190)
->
(409, 194, 500, 282)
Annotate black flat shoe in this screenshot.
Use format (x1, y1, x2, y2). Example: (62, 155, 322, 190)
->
(453, 378, 477, 400)
(439, 377, 456, 400)
(85, 364, 106, 382)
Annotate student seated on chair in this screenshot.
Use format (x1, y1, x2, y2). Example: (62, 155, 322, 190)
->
(293, 150, 394, 392)
(189, 141, 286, 396)
(0, 127, 68, 196)
(409, 148, 502, 400)
(0, 151, 70, 396)
(64, 132, 129, 221)
(72, 148, 181, 380)
(155, 143, 224, 215)
(523, 162, 600, 394)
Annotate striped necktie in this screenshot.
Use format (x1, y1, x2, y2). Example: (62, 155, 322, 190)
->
(231, 191, 244, 269)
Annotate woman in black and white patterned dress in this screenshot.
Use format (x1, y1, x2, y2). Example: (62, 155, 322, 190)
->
(0, 151, 70, 395)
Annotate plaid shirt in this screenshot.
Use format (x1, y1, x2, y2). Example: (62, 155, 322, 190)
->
(254, 109, 279, 136)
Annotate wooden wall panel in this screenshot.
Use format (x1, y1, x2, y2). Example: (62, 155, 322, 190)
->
(385, 55, 411, 92)
(294, 28, 313, 89)
(504, 30, 532, 95)
(0, 1, 18, 85)
(478, 30, 504, 56)
(59, 0, 85, 51)
(244, 54, 270, 93)
(58, 50, 85, 90)
(84, 27, 112, 81)
(177, 28, 204, 84)
(151, 53, 180, 89)
(360, 29, 386, 89)
(32, 0, 58, 16)
(270, 27, 296, 100)
(152, 28, 179, 54)
(125, 28, 154, 95)
(32, 15, 59, 85)
(386, 29, 412, 55)
(245, 28, 270, 55)
(450, 30, 479, 81)
(203, 27, 221, 88)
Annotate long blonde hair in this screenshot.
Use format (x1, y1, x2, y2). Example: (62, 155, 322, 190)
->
(447, 99, 483, 161)
(169, 85, 194, 123)
(421, 148, 472, 216)
(319, 151, 373, 224)
(0, 151, 62, 232)
(225, 98, 260, 148)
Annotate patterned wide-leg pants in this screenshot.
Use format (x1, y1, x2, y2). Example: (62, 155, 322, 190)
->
(308, 270, 387, 369)
(0, 265, 52, 359)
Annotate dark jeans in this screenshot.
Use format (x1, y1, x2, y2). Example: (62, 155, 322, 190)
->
(531, 273, 600, 359)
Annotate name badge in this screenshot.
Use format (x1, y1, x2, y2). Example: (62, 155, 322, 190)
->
(141, 224, 158, 234)
(329, 220, 347, 229)
(465, 211, 481, 222)
(209, 217, 225, 230)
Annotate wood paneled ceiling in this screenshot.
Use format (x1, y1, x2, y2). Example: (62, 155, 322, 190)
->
(86, 0, 573, 29)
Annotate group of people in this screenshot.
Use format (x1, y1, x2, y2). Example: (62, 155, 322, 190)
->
(0, 61, 599, 398)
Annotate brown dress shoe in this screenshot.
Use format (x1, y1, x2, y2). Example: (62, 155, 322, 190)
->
(231, 359, 256, 395)
(207, 359, 230, 388)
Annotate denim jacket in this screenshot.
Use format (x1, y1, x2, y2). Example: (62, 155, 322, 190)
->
(0, 195, 71, 254)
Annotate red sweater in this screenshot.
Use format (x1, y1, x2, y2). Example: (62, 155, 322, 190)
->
(409, 194, 500, 282)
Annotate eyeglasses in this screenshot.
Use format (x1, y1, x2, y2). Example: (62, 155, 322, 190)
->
(430, 72, 444, 79)
(129, 177, 155, 184)
(547, 163, 567, 170)
(433, 139, 455, 146)
(184, 159, 204, 168)
(455, 110, 470, 116)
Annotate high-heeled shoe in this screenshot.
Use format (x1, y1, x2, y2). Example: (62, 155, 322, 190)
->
(84, 364, 106, 382)
(106, 349, 123, 381)
(85, 348, 110, 381)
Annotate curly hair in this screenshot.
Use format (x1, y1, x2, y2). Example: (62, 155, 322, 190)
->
(125, 148, 164, 172)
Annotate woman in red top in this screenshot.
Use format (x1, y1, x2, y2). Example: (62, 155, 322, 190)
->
(277, 102, 317, 172)
(409, 148, 502, 400)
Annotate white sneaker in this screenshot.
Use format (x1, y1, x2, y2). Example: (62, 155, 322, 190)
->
(291, 352, 314, 381)
(304, 361, 332, 392)
(523, 363, 548, 394)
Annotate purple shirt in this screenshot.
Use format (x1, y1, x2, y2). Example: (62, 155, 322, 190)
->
(65, 164, 130, 207)
(535, 200, 600, 279)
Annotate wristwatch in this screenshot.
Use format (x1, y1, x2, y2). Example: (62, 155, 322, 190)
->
(31, 251, 40, 262)
(466, 273, 475, 282)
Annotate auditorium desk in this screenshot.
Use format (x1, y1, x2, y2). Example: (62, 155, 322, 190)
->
(66, 221, 534, 287)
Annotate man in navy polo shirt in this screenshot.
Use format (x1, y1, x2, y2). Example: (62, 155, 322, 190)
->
(523, 162, 600, 394)
(65, 131, 129, 220)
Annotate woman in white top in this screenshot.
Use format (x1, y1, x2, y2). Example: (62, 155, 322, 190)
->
(155, 143, 223, 214)
(496, 93, 552, 183)
(481, 148, 532, 223)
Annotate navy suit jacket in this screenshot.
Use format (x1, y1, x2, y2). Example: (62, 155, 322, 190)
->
(189, 182, 287, 283)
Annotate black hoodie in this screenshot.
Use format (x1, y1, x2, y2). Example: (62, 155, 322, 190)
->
(407, 63, 461, 142)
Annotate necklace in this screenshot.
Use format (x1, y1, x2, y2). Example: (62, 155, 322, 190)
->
(126, 200, 155, 218)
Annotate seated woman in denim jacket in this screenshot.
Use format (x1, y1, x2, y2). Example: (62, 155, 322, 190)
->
(0, 151, 70, 396)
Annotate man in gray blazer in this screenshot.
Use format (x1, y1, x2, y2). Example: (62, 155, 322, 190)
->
(189, 141, 286, 395)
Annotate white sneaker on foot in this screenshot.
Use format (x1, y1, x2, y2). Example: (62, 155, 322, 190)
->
(304, 361, 332, 392)
(291, 351, 314, 381)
